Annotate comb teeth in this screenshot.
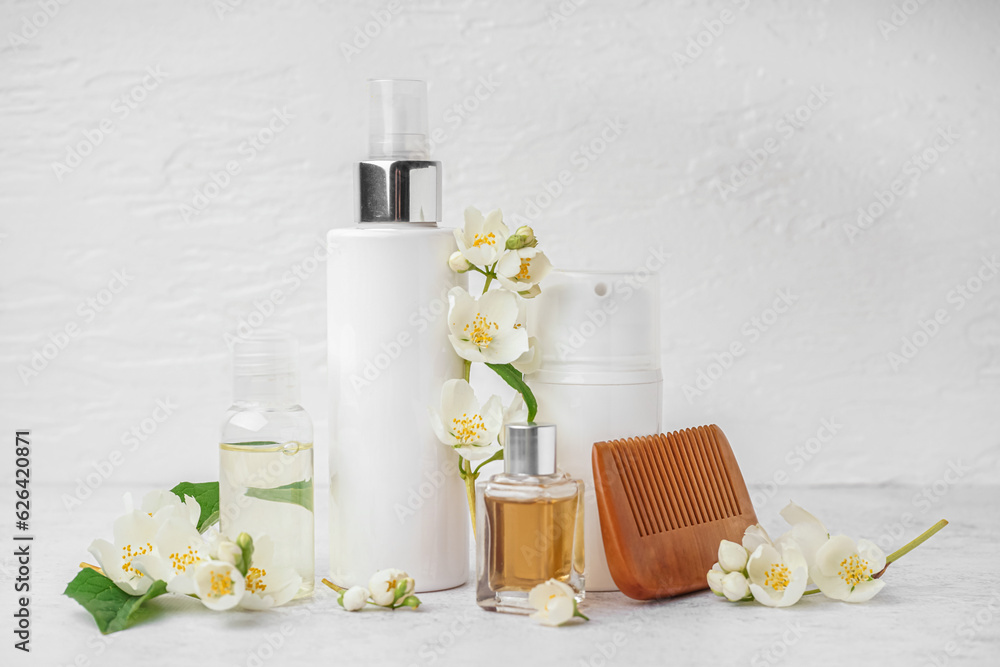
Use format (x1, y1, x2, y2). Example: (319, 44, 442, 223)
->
(607, 426, 743, 538)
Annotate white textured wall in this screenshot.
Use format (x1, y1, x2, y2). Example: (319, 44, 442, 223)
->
(1, 0, 998, 498)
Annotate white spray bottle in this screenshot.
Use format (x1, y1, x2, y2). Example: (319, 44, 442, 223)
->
(327, 80, 468, 591)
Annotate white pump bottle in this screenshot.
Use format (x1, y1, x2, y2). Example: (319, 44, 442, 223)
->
(327, 80, 468, 591)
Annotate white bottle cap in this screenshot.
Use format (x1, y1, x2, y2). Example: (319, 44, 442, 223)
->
(367, 79, 429, 159)
(528, 270, 662, 385)
(232, 330, 300, 404)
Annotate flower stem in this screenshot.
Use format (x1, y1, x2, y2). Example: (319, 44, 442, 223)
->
(464, 460, 478, 539)
(321, 578, 346, 593)
(463, 359, 471, 382)
(885, 519, 949, 565)
(482, 263, 496, 294)
(79, 562, 103, 574)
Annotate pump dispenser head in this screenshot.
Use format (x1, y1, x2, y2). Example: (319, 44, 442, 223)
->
(504, 423, 558, 475)
(356, 79, 441, 224)
(368, 79, 429, 159)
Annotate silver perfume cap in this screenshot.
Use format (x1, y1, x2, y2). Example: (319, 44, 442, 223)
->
(504, 423, 557, 475)
(356, 79, 441, 223)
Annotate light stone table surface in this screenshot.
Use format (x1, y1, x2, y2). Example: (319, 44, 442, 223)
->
(11, 483, 999, 667)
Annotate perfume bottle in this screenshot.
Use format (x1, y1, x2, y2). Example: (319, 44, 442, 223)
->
(219, 331, 314, 598)
(476, 423, 584, 613)
(327, 79, 468, 591)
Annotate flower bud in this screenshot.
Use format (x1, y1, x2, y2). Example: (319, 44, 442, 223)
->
(340, 586, 370, 612)
(718, 539, 749, 573)
(234, 532, 254, 574)
(448, 251, 471, 273)
(215, 540, 242, 566)
(369, 568, 412, 606)
(721, 571, 750, 602)
(394, 577, 416, 601)
(707, 565, 725, 596)
(505, 226, 537, 250)
(236, 532, 253, 551)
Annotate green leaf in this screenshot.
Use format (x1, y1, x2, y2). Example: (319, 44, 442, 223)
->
(485, 363, 538, 421)
(64, 569, 168, 634)
(245, 479, 314, 512)
(170, 481, 220, 532)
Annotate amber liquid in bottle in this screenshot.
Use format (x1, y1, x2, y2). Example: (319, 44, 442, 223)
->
(485, 494, 582, 590)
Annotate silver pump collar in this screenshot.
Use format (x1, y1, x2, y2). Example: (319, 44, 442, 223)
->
(355, 159, 441, 223)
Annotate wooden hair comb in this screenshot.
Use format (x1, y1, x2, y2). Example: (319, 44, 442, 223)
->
(592, 425, 757, 600)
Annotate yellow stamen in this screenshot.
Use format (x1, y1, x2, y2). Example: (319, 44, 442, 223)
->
(120, 542, 153, 577)
(452, 412, 487, 444)
(764, 563, 791, 591)
(838, 554, 872, 587)
(462, 312, 498, 348)
(515, 257, 532, 281)
(210, 570, 234, 598)
(245, 567, 267, 594)
(472, 232, 496, 248)
(168, 545, 200, 573)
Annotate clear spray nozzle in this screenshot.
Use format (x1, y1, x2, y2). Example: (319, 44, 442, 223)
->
(368, 79, 429, 160)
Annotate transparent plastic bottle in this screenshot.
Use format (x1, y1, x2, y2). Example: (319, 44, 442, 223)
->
(220, 331, 314, 598)
(476, 423, 585, 613)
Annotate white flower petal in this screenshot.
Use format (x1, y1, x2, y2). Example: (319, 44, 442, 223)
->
(194, 561, 244, 611)
(512, 337, 541, 375)
(718, 540, 749, 573)
(454, 440, 500, 462)
(746, 543, 781, 581)
(531, 595, 575, 626)
(368, 568, 409, 606)
(464, 206, 485, 232)
(528, 579, 575, 610)
(480, 395, 504, 437)
(441, 378, 481, 421)
(112, 510, 158, 549)
(843, 578, 885, 603)
(707, 566, 725, 596)
(742, 524, 773, 553)
(341, 586, 370, 611)
(481, 328, 529, 364)
(496, 247, 553, 292)
(721, 571, 749, 602)
(482, 208, 505, 232)
(447, 287, 477, 336)
(87, 539, 118, 574)
(477, 289, 520, 331)
(429, 405, 455, 446)
(813, 535, 869, 601)
(857, 539, 887, 574)
(448, 334, 486, 362)
(499, 394, 527, 445)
